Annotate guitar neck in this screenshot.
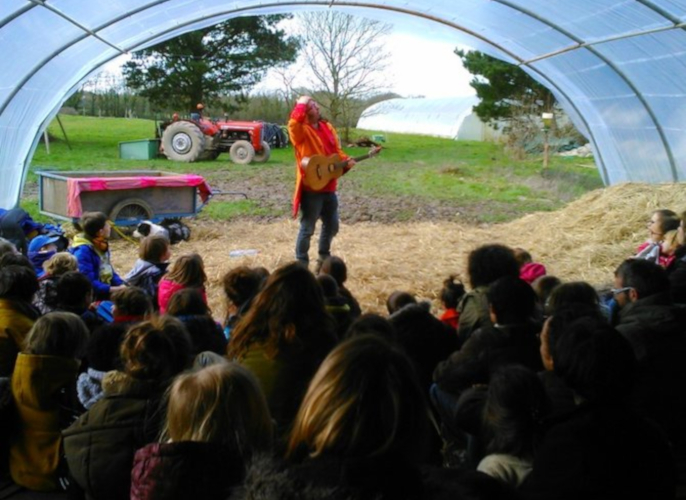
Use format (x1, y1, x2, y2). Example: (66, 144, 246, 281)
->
(336, 152, 376, 168)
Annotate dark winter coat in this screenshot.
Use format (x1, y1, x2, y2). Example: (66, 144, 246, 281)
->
(667, 247, 686, 304)
(131, 441, 245, 500)
(456, 286, 490, 346)
(520, 402, 675, 500)
(62, 372, 165, 500)
(433, 322, 543, 397)
(615, 292, 686, 450)
(389, 302, 459, 393)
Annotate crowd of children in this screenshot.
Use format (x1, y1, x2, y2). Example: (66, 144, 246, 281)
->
(0, 208, 685, 499)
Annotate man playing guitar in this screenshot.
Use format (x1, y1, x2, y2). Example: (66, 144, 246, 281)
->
(288, 95, 356, 271)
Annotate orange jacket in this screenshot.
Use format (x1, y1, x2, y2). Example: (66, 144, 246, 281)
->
(288, 103, 349, 217)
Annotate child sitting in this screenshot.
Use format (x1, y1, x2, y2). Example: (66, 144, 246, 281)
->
(54, 271, 104, 333)
(124, 235, 170, 310)
(316, 273, 352, 339)
(438, 274, 466, 330)
(131, 363, 273, 500)
(70, 212, 126, 300)
(27, 234, 60, 278)
(33, 252, 78, 315)
(514, 248, 547, 285)
(158, 253, 207, 314)
(636, 209, 680, 267)
(319, 256, 362, 318)
(10, 312, 89, 491)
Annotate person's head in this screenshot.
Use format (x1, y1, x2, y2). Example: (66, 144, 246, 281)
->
(386, 290, 416, 315)
(228, 262, 335, 359)
(304, 97, 321, 123)
(166, 253, 207, 287)
(344, 313, 397, 342)
(647, 209, 680, 241)
(166, 287, 210, 316)
(287, 335, 428, 461)
(554, 317, 637, 404)
(545, 281, 599, 316)
(440, 275, 466, 310)
(24, 312, 89, 359)
(56, 271, 93, 309)
(319, 255, 348, 286)
(614, 258, 669, 308)
(139, 235, 171, 263)
(28, 234, 60, 254)
(486, 276, 537, 325)
(467, 244, 520, 289)
(483, 365, 550, 458)
(76, 211, 110, 240)
(531, 275, 561, 308)
(162, 363, 273, 459)
(0, 253, 33, 271)
(85, 324, 127, 372)
(222, 266, 264, 312)
(42, 252, 78, 277)
(120, 315, 193, 382)
(316, 273, 339, 299)
(661, 229, 680, 256)
(0, 264, 38, 302)
(0, 237, 18, 258)
(540, 304, 607, 372)
(111, 286, 152, 318)
(513, 248, 533, 267)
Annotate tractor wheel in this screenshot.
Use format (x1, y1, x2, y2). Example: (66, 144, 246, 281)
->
(229, 140, 256, 165)
(109, 198, 153, 239)
(253, 140, 271, 163)
(162, 121, 206, 162)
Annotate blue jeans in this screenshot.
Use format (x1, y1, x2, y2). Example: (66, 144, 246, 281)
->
(296, 191, 339, 265)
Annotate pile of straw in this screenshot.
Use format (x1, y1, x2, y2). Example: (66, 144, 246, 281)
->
(110, 182, 685, 318)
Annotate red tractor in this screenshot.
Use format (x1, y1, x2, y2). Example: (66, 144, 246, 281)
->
(159, 113, 271, 164)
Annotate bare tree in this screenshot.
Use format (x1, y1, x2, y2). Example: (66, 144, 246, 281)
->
(298, 11, 392, 140)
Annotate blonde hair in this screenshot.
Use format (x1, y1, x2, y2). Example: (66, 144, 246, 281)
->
(43, 252, 78, 276)
(287, 335, 428, 461)
(24, 311, 89, 358)
(662, 229, 680, 255)
(162, 363, 273, 458)
(165, 253, 206, 287)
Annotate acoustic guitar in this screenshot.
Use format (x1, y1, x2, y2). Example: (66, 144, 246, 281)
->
(302, 146, 382, 191)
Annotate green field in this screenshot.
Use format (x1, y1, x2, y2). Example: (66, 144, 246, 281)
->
(26, 115, 603, 225)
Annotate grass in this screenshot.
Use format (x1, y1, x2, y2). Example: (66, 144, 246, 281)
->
(25, 115, 603, 224)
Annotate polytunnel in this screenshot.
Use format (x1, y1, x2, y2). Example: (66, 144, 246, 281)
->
(357, 96, 502, 141)
(2, 1, 686, 209)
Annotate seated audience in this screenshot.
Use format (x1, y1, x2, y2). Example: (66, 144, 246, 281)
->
(438, 274, 465, 330)
(521, 318, 675, 499)
(227, 262, 336, 435)
(318, 255, 361, 318)
(344, 312, 397, 342)
(157, 253, 207, 314)
(63, 316, 193, 500)
(33, 252, 78, 314)
(544, 281, 600, 317)
(166, 287, 227, 356)
(124, 235, 170, 309)
(457, 244, 520, 345)
(54, 271, 104, 333)
(316, 273, 352, 339)
(514, 248, 547, 285)
(222, 265, 266, 339)
(531, 275, 561, 310)
(131, 363, 273, 500)
(9, 312, 88, 492)
(668, 210, 686, 303)
(635, 208, 680, 267)
(70, 211, 126, 300)
(26, 234, 60, 278)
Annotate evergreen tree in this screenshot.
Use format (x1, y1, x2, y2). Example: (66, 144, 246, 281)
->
(123, 16, 300, 113)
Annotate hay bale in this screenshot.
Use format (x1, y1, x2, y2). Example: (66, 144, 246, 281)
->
(110, 182, 686, 318)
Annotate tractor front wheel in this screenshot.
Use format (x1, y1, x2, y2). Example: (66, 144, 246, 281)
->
(229, 140, 256, 165)
(253, 140, 271, 163)
(162, 121, 206, 162)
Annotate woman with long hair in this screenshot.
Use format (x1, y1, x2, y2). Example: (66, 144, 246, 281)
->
(227, 262, 336, 434)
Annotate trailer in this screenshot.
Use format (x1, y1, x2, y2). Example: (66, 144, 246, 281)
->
(37, 170, 213, 228)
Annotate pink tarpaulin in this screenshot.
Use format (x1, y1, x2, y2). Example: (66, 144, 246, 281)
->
(66, 174, 212, 217)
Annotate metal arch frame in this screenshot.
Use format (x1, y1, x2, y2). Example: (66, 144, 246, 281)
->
(8, 0, 643, 185)
(488, 0, 680, 182)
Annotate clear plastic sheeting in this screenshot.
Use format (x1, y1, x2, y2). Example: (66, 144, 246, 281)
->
(2, 1, 686, 208)
(357, 97, 503, 141)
